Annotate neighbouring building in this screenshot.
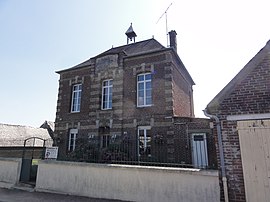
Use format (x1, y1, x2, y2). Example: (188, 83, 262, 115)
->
(205, 40, 270, 201)
(54, 25, 216, 168)
(0, 121, 53, 158)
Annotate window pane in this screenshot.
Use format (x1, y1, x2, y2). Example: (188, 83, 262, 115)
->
(138, 90, 144, 97)
(146, 97, 152, 105)
(146, 89, 151, 97)
(104, 88, 108, 95)
(138, 83, 144, 90)
(138, 97, 144, 106)
(109, 87, 112, 95)
(108, 101, 112, 109)
(104, 81, 108, 86)
(103, 101, 106, 109)
(138, 75, 144, 81)
(76, 104, 80, 112)
(145, 74, 152, 80)
(146, 82, 151, 89)
(102, 94, 106, 103)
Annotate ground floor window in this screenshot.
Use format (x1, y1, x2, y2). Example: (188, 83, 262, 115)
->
(138, 126, 151, 157)
(101, 135, 110, 148)
(99, 126, 110, 148)
(68, 129, 78, 151)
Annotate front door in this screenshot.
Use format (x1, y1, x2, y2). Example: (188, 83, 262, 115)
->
(191, 133, 208, 168)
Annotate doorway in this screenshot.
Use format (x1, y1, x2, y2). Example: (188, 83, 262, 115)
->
(20, 137, 49, 184)
(191, 133, 208, 168)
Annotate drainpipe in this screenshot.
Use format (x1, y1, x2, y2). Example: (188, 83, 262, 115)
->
(203, 109, 229, 202)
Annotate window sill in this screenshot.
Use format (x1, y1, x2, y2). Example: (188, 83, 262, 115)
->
(70, 111, 80, 113)
(101, 108, 112, 111)
(137, 105, 153, 108)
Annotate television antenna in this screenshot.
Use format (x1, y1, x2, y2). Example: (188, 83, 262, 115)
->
(156, 2, 173, 47)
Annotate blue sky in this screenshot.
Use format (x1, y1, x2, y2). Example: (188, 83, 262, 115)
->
(1, 0, 270, 127)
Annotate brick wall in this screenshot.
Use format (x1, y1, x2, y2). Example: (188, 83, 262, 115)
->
(210, 56, 270, 202)
(172, 63, 193, 117)
(54, 49, 195, 160)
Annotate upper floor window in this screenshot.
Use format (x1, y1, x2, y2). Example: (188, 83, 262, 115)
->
(71, 84, 82, 112)
(68, 129, 78, 151)
(137, 73, 152, 107)
(102, 79, 113, 110)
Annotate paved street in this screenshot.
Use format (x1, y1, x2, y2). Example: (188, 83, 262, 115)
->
(0, 187, 126, 202)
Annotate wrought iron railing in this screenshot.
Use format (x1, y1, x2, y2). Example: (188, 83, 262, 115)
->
(63, 133, 217, 170)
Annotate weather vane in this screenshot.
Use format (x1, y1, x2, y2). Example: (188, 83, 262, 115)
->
(156, 2, 173, 47)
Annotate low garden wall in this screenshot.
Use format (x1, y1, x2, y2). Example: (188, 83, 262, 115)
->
(0, 157, 22, 188)
(36, 160, 219, 202)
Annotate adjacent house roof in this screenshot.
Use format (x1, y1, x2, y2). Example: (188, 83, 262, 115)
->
(0, 123, 53, 147)
(206, 40, 270, 113)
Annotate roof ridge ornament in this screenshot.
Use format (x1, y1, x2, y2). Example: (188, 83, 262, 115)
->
(125, 23, 137, 44)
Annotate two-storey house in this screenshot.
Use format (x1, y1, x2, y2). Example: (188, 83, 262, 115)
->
(54, 26, 215, 167)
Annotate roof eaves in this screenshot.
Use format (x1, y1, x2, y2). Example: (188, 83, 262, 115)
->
(55, 59, 93, 74)
(206, 40, 270, 113)
(170, 48, 195, 85)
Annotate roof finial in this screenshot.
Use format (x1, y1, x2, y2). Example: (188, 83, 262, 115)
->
(125, 23, 137, 44)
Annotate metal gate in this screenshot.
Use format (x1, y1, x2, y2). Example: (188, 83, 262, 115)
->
(238, 120, 270, 202)
(19, 137, 50, 183)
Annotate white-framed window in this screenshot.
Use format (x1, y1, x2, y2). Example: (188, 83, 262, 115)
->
(71, 84, 82, 112)
(137, 73, 152, 107)
(102, 79, 113, 110)
(68, 129, 78, 151)
(138, 126, 151, 157)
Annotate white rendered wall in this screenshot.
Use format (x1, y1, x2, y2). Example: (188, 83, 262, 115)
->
(36, 161, 219, 202)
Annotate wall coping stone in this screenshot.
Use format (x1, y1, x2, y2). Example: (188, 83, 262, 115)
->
(40, 160, 218, 177)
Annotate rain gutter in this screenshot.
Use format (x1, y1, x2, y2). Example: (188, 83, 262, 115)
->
(203, 109, 229, 202)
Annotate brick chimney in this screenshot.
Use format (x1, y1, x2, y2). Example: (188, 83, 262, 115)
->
(169, 30, 177, 52)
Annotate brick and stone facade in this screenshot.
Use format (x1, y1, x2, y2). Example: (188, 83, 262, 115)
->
(54, 31, 212, 165)
(206, 40, 270, 201)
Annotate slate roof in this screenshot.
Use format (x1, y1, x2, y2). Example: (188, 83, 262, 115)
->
(0, 123, 53, 147)
(56, 38, 166, 73)
(56, 37, 195, 85)
(97, 38, 165, 57)
(206, 40, 270, 113)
